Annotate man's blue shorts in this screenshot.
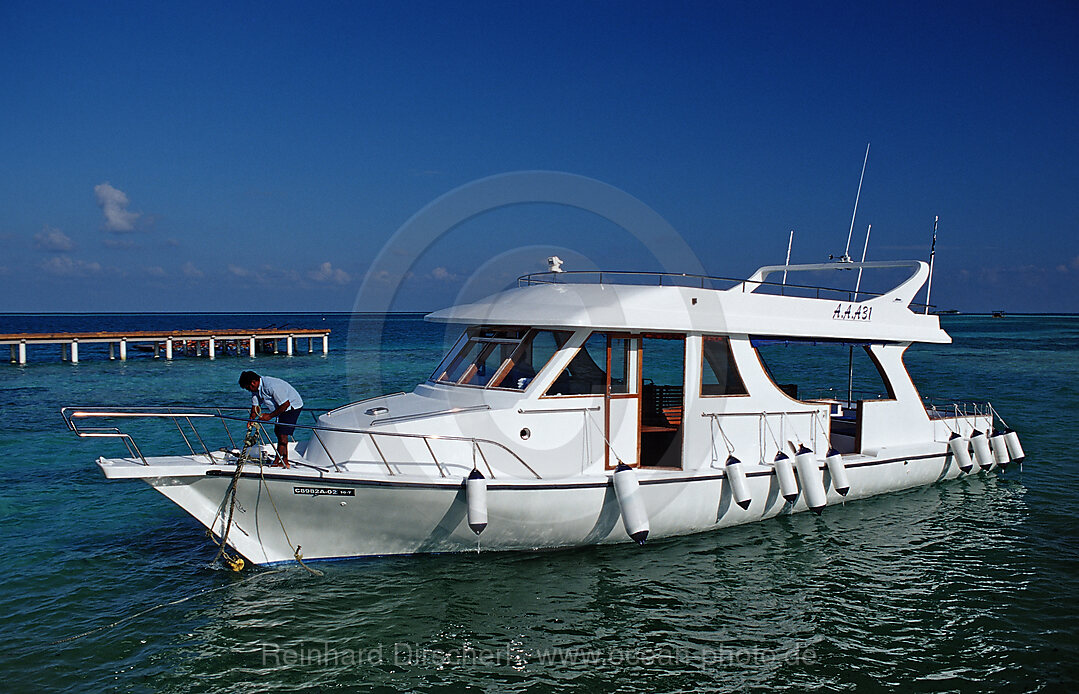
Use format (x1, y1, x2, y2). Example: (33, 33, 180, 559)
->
(275, 408, 302, 438)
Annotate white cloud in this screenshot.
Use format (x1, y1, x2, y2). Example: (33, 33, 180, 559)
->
(369, 269, 415, 284)
(181, 262, 204, 278)
(430, 266, 456, 281)
(40, 256, 103, 276)
(145, 265, 166, 277)
(227, 263, 301, 285)
(34, 225, 74, 251)
(308, 261, 350, 285)
(94, 182, 141, 232)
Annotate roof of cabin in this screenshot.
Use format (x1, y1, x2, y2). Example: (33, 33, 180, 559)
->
(425, 260, 951, 344)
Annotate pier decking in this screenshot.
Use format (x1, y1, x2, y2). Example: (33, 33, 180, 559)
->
(2, 328, 330, 364)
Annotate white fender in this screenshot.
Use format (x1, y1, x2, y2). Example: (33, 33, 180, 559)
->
(971, 430, 993, 470)
(990, 430, 1011, 470)
(794, 445, 827, 514)
(774, 450, 799, 503)
(613, 463, 649, 545)
(465, 468, 488, 535)
(948, 432, 974, 473)
(725, 455, 752, 510)
(825, 447, 850, 496)
(1004, 429, 1025, 464)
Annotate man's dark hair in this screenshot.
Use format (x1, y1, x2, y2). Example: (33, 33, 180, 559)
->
(239, 371, 260, 388)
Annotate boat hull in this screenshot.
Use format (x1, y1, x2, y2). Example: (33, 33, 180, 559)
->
(132, 443, 981, 565)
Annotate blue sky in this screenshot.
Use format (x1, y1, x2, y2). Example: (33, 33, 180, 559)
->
(2, 1, 1076, 312)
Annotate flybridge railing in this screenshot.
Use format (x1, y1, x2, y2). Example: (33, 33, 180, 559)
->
(517, 270, 933, 311)
(61, 406, 542, 479)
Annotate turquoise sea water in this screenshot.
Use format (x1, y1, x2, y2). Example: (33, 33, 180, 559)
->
(1, 313, 1077, 692)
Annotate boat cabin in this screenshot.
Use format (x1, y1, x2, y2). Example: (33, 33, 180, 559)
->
(424, 321, 918, 472)
(352, 260, 954, 478)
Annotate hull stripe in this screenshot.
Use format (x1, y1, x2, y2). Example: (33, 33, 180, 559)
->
(205, 451, 949, 491)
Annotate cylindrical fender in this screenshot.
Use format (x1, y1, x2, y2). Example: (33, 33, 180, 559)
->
(613, 463, 649, 545)
(1004, 429, 1025, 464)
(725, 455, 752, 510)
(465, 468, 488, 535)
(948, 432, 974, 473)
(794, 445, 827, 514)
(825, 448, 850, 496)
(774, 450, 799, 503)
(971, 430, 993, 470)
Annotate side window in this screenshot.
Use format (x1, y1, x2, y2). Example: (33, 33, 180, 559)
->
(701, 336, 748, 396)
(751, 338, 894, 402)
(608, 336, 630, 394)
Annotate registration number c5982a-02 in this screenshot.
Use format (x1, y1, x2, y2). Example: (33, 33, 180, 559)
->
(832, 303, 872, 321)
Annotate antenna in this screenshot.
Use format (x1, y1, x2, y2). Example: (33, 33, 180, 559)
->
(841, 143, 871, 262)
(782, 230, 793, 287)
(924, 216, 938, 314)
(848, 223, 872, 404)
(853, 224, 872, 300)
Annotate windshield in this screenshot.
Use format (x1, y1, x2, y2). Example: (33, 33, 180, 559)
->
(431, 327, 572, 390)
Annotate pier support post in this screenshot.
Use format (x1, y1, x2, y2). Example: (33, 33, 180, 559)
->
(307, 337, 313, 353)
(165, 338, 173, 360)
(153, 342, 160, 359)
(273, 340, 279, 354)
(109, 343, 115, 360)
(120, 338, 127, 361)
(61, 344, 67, 361)
(322, 335, 328, 354)
(249, 336, 256, 358)
(196, 341, 202, 357)
(70, 340, 79, 363)
(9, 345, 15, 363)
(18, 341, 26, 365)
(209, 337, 216, 360)
(287, 335, 294, 356)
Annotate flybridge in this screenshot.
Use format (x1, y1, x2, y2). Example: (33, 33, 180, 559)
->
(432, 260, 948, 344)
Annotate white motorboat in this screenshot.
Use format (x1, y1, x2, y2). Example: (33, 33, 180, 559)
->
(63, 259, 1025, 566)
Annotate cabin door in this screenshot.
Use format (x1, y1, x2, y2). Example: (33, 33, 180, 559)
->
(604, 335, 639, 469)
(638, 334, 686, 468)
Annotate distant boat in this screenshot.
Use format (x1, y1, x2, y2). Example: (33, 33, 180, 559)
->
(992, 310, 1006, 318)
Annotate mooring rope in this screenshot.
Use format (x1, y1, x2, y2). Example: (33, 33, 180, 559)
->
(52, 568, 284, 644)
(210, 425, 260, 568)
(258, 463, 323, 576)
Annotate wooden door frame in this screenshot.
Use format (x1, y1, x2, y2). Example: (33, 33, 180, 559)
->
(605, 333, 640, 469)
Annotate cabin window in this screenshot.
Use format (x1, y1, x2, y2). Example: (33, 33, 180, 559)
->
(545, 332, 631, 396)
(432, 327, 571, 390)
(750, 338, 895, 403)
(700, 336, 748, 396)
(490, 329, 573, 390)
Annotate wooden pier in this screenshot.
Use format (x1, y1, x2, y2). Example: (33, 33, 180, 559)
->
(2, 328, 330, 364)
